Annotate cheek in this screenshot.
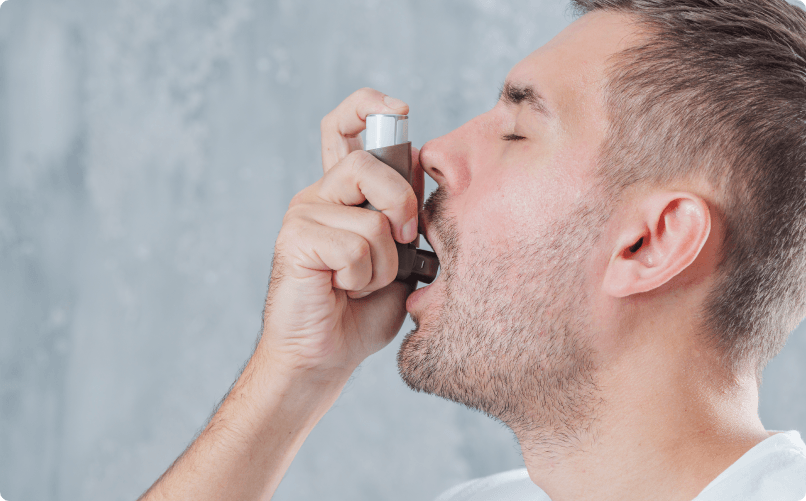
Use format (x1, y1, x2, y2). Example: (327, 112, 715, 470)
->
(458, 166, 571, 248)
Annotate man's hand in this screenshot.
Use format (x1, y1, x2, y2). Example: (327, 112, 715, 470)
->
(139, 89, 421, 501)
(262, 88, 422, 377)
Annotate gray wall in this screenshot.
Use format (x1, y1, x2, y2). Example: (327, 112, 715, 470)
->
(0, 0, 803, 500)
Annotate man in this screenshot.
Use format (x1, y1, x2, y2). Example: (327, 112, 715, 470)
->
(140, 1, 806, 499)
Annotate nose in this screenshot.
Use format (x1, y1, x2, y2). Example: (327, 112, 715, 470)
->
(419, 117, 478, 196)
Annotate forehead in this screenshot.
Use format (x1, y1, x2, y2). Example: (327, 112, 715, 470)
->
(506, 11, 639, 139)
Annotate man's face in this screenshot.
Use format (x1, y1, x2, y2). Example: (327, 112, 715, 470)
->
(398, 12, 636, 438)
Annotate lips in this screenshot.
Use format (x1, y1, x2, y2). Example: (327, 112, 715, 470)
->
(406, 213, 443, 312)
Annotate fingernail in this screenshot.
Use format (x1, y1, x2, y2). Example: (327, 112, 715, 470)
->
(402, 218, 417, 242)
(353, 291, 372, 299)
(383, 95, 407, 110)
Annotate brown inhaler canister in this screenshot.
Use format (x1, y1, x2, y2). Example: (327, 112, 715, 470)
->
(363, 114, 439, 287)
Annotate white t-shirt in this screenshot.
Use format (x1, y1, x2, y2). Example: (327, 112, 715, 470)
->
(435, 430, 806, 501)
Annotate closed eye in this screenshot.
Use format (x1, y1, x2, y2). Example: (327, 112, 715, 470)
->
(502, 134, 526, 141)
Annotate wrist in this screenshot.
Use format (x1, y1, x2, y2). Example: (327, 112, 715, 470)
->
(254, 321, 361, 381)
(217, 346, 351, 439)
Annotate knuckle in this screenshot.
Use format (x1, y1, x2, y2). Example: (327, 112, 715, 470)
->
(273, 229, 293, 256)
(278, 217, 303, 243)
(287, 193, 304, 210)
(320, 113, 334, 132)
(346, 237, 371, 264)
(391, 182, 416, 210)
(365, 211, 391, 239)
(347, 149, 374, 175)
(355, 87, 377, 99)
(282, 203, 305, 224)
(289, 182, 319, 208)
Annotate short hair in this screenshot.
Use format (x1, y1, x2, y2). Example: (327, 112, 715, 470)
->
(571, 0, 806, 378)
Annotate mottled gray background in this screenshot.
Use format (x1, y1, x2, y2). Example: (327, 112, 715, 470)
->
(0, 0, 804, 500)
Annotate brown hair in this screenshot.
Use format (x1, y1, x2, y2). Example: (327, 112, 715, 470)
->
(571, 0, 806, 378)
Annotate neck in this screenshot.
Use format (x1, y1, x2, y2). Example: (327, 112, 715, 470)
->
(514, 338, 769, 501)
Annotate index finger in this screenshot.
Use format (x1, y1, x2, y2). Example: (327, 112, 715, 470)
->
(320, 88, 409, 172)
(314, 150, 419, 244)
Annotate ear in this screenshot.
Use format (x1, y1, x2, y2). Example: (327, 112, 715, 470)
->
(602, 192, 711, 298)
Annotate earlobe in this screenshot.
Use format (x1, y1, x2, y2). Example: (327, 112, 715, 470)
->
(602, 193, 711, 298)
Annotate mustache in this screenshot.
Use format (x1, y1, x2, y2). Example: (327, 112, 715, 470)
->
(422, 187, 459, 263)
(423, 186, 448, 226)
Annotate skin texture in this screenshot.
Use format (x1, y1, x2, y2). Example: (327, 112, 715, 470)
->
(402, 11, 767, 501)
(398, 185, 605, 450)
(141, 10, 770, 501)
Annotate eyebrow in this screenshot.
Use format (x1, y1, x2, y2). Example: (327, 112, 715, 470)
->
(499, 81, 552, 119)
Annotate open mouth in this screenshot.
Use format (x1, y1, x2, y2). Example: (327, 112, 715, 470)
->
(416, 219, 442, 282)
(409, 234, 441, 285)
(405, 222, 444, 312)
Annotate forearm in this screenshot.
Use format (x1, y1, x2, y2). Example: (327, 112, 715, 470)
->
(140, 348, 351, 501)
(140, 88, 413, 500)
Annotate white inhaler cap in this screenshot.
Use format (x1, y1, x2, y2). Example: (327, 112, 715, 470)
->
(365, 114, 408, 150)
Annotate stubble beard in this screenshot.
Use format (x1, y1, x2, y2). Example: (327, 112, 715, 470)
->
(398, 187, 606, 452)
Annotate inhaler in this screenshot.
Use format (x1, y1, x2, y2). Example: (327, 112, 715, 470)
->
(364, 114, 440, 286)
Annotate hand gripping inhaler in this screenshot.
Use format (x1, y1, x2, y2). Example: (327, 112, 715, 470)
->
(363, 114, 440, 287)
